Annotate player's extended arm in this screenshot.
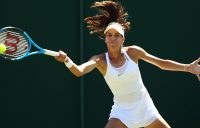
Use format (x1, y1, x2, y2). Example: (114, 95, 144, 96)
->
(129, 46, 200, 81)
(54, 51, 98, 77)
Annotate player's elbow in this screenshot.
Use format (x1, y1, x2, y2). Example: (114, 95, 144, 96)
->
(73, 68, 85, 77)
(73, 71, 83, 77)
(75, 73, 83, 77)
(69, 65, 84, 77)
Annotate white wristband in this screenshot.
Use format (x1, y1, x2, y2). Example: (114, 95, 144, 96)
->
(64, 58, 73, 68)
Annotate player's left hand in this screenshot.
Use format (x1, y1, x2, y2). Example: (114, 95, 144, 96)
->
(187, 57, 200, 81)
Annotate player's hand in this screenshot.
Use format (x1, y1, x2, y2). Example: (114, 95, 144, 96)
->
(54, 50, 68, 63)
(187, 57, 200, 81)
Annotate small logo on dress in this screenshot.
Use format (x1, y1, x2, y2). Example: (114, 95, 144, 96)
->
(117, 73, 123, 76)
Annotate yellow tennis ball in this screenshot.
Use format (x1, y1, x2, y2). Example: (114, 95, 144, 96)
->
(0, 44, 6, 53)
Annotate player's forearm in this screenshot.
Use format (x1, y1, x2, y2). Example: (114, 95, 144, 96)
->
(159, 59, 189, 72)
(64, 58, 83, 77)
(64, 58, 96, 77)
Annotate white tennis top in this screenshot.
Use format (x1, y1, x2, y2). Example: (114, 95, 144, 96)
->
(104, 49, 147, 104)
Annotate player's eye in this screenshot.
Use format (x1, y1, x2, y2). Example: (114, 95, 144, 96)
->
(106, 34, 112, 37)
(114, 34, 121, 38)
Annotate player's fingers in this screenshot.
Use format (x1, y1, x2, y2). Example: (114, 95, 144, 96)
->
(58, 50, 66, 56)
(195, 57, 200, 64)
(59, 51, 68, 61)
(54, 50, 67, 62)
(198, 57, 200, 64)
(196, 74, 200, 81)
(54, 56, 62, 62)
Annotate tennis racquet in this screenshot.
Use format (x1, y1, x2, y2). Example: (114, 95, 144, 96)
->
(0, 26, 59, 60)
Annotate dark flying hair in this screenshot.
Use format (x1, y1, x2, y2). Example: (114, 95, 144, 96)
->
(84, 0, 130, 39)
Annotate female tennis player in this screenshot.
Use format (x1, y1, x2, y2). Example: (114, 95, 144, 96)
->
(54, 1, 200, 128)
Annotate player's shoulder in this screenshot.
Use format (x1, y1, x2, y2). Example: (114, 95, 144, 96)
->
(124, 45, 145, 55)
(89, 53, 106, 62)
(124, 45, 147, 61)
(90, 53, 107, 74)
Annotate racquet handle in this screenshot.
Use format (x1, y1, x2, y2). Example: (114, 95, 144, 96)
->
(44, 49, 59, 56)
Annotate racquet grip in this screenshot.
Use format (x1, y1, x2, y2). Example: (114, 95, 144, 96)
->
(44, 49, 59, 56)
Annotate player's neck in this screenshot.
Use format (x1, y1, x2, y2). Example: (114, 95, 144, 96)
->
(108, 50, 123, 60)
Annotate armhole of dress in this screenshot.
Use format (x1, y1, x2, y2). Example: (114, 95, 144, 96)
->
(105, 52, 109, 64)
(104, 52, 110, 77)
(122, 47, 138, 65)
(122, 48, 130, 61)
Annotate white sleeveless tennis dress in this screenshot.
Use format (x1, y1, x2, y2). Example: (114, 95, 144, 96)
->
(104, 49, 160, 128)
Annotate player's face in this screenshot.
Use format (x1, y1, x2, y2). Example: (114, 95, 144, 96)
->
(105, 29, 124, 51)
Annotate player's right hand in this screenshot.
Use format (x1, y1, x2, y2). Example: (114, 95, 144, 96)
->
(54, 50, 68, 63)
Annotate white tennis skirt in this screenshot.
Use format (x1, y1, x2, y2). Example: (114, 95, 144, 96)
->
(109, 89, 160, 128)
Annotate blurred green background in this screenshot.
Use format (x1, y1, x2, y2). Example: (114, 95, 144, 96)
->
(0, 0, 199, 128)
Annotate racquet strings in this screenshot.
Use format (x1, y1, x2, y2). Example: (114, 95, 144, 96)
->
(0, 29, 30, 60)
